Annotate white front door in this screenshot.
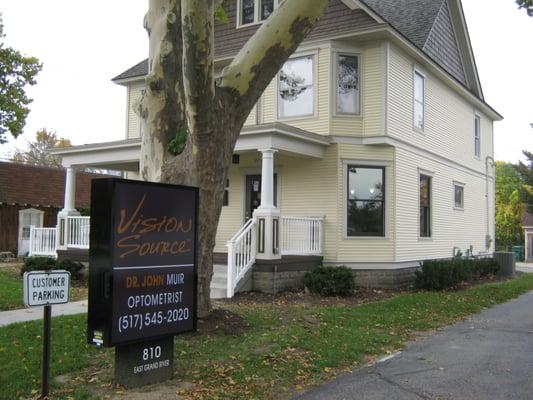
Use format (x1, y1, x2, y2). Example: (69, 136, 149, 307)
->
(18, 209, 44, 256)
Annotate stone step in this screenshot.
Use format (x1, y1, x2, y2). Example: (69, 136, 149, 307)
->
(211, 276, 227, 286)
(210, 286, 227, 299)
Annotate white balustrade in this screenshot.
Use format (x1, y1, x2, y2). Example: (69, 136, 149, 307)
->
(29, 226, 57, 257)
(66, 216, 90, 249)
(226, 218, 257, 298)
(280, 216, 323, 256)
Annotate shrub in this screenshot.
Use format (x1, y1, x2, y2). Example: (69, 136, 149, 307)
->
(21, 257, 84, 281)
(303, 265, 355, 296)
(415, 257, 500, 291)
(21, 257, 56, 275)
(56, 259, 84, 281)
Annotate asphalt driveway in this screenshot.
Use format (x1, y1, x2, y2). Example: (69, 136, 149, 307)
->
(295, 290, 533, 400)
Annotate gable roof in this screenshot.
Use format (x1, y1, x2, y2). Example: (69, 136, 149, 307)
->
(0, 162, 101, 208)
(112, 0, 482, 101)
(361, 0, 444, 49)
(112, 59, 148, 82)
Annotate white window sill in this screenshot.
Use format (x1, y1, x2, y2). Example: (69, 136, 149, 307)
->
(344, 235, 389, 240)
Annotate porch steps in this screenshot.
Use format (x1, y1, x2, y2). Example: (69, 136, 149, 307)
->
(210, 264, 228, 299)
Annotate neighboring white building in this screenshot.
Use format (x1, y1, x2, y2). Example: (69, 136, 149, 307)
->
(52, 0, 501, 295)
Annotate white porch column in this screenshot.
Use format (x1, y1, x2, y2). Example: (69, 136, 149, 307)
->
(57, 166, 80, 250)
(254, 149, 281, 260)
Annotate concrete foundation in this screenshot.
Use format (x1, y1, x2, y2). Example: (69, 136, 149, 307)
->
(353, 267, 419, 289)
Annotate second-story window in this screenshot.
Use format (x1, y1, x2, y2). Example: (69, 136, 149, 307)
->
(336, 54, 360, 115)
(239, 0, 279, 26)
(260, 0, 274, 19)
(278, 55, 314, 119)
(414, 70, 425, 131)
(241, 0, 255, 24)
(474, 114, 481, 158)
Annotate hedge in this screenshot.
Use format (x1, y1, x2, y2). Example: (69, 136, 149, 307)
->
(414, 257, 500, 290)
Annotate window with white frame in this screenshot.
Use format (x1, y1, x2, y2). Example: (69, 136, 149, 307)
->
(414, 70, 425, 130)
(278, 55, 314, 119)
(336, 54, 360, 115)
(239, 0, 281, 26)
(454, 183, 464, 209)
(474, 114, 481, 158)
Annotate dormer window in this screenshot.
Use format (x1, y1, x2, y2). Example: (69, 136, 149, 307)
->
(238, 0, 281, 26)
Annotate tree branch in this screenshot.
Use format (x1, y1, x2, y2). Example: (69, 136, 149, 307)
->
(217, 0, 327, 128)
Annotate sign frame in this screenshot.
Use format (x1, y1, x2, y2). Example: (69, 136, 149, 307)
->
(23, 270, 71, 307)
(87, 178, 199, 348)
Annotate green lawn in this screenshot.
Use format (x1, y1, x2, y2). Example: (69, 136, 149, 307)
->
(1, 274, 533, 400)
(0, 265, 24, 310)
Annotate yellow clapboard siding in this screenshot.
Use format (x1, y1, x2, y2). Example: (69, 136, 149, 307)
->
(387, 43, 493, 174)
(394, 147, 494, 261)
(127, 82, 144, 139)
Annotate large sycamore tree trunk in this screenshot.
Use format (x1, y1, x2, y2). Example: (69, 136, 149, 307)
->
(140, 0, 327, 317)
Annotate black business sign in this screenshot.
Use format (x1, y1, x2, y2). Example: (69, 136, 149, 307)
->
(87, 178, 198, 347)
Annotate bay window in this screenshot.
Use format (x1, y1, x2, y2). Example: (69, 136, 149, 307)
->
(278, 55, 314, 119)
(347, 166, 385, 237)
(336, 54, 360, 115)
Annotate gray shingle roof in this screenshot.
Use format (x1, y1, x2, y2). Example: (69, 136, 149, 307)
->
(113, 0, 447, 81)
(361, 0, 445, 49)
(112, 59, 148, 82)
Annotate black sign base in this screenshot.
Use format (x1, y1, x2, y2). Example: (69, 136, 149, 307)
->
(115, 336, 174, 389)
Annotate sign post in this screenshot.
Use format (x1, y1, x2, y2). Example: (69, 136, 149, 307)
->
(23, 269, 71, 399)
(87, 178, 198, 388)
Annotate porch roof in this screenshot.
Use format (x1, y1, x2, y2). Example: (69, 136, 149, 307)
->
(51, 138, 141, 171)
(52, 123, 331, 170)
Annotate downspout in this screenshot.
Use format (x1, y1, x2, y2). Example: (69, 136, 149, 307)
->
(485, 156, 495, 251)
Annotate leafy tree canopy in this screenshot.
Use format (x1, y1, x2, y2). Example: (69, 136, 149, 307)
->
(496, 161, 523, 203)
(12, 128, 71, 168)
(515, 150, 533, 213)
(0, 13, 42, 144)
(517, 0, 533, 16)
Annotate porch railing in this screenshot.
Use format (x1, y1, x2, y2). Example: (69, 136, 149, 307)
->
(226, 218, 257, 298)
(66, 216, 90, 248)
(280, 216, 323, 256)
(29, 226, 57, 257)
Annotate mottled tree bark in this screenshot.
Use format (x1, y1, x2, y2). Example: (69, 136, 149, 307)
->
(140, 0, 327, 317)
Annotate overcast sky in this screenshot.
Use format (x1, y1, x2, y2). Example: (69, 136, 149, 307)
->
(0, 0, 532, 163)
